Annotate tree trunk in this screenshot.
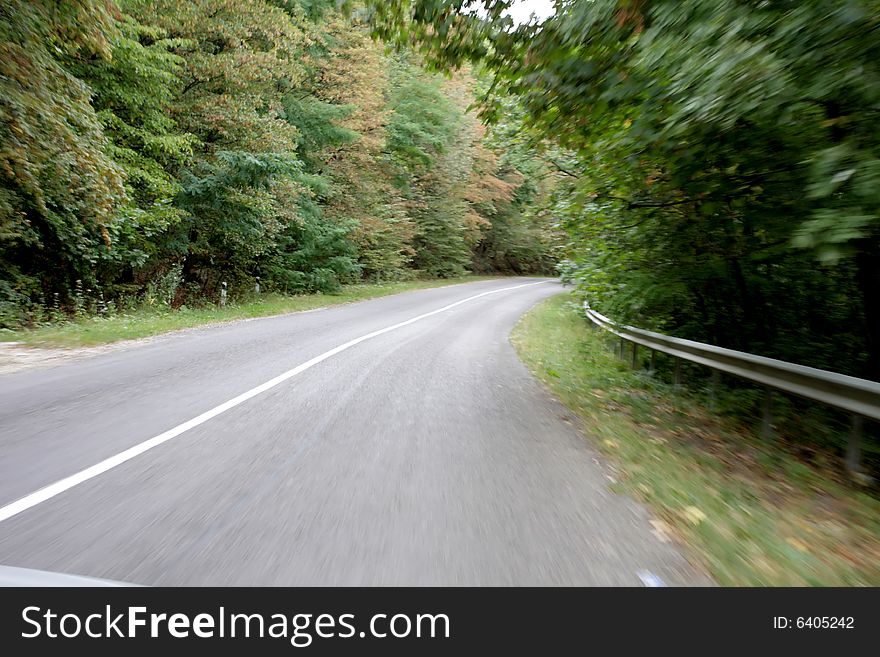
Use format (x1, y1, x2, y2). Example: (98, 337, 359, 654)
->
(855, 241, 880, 381)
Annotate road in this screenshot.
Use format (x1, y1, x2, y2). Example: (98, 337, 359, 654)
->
(0, 278, 710, 585)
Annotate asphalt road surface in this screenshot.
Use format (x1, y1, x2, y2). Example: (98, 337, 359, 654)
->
(0, 278, 710, 585)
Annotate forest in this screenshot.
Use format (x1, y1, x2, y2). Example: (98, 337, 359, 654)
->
(369, 0, 879, 470)
(0, 0, 556, 329)
(3, 1, 878, 382)
(372, 0, 878, 381)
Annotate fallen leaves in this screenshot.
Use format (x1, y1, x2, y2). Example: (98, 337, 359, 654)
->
(681, 506, 707, 525)
(651, 519, 673, 543)
(786, 537, 809, 553)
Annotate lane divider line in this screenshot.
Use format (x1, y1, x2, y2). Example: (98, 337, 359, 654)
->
(0, 280, 550, 523)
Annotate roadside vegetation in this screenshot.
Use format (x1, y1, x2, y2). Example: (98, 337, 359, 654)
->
(376, 0, 880, 481)
(1, 276, 497, 348)
(512, 295, 880, 586)
(1, 1, 556, 332)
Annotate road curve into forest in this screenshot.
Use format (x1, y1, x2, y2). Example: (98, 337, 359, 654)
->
(0, 278, 710, 585)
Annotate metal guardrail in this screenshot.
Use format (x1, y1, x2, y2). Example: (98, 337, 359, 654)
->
(583, 301, 880, 474)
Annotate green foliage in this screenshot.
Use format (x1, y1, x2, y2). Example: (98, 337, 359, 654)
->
(411, 202, 470, 277)
(176, 152, 303, 290)
(265, 195, 362, 293)
(385, 58, 474, 276)
(470, 99, 557, 274)
(386, 69, 456, 170)
(65, 11, 196, 288)
(1, 0, 557, 326)
(301, 16, 417, 282)
(364, 0, 880, 480)
(283, 96, 358, 164)
(0, 0, 125, 315)
(369, 0, 880, 380)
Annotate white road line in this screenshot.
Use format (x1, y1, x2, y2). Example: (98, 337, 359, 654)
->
(0, 280, 550, 523)
(637, 570, 666, 587)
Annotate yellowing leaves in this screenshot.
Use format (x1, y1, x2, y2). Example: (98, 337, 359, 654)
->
(786, 537, 809, 553)
(681, 506, 707, 526)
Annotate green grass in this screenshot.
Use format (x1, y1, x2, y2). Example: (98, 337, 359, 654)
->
(511, 293, 880, 586)
(2, 276, 499, 348)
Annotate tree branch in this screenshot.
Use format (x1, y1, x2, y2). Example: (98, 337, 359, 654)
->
(548, 160, 580, 178)
(592, 193, 694, 209)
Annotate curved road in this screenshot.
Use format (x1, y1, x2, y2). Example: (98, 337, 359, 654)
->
(0, 278, 709, 585)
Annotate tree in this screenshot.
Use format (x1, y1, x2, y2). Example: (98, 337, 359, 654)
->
(127, 0, 338, 295)
(0, 0, 124, 323)
(304, 15, 417, 280)
(368, 0, 880, 379)
(65, 9, 196, 291)
(0, 0, 560, 324)
(385, 56, 472, 276)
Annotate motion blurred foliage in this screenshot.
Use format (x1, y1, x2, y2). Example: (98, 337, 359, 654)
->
(368, 0, 880, 472)
(369, 0, 880, 381)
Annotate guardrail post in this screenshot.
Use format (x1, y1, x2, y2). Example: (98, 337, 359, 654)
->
(631, 343, 639, 369)
(649, 350, 656, 375)
(761, 388, 773, 440)
(846, 415, 863, 476)
(619, 337, 626, 360)
(673, 357, 682, 387)
(709, 369, 720, 411)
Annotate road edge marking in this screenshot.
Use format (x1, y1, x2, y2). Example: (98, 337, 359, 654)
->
(0, 280, 550, 523)
(637, 570, 667, 587)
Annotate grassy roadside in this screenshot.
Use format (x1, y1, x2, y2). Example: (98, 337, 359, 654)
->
(511, 293, 880, 586)
(2, 276, 499, 348)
